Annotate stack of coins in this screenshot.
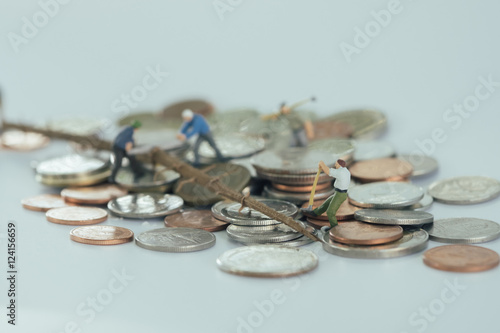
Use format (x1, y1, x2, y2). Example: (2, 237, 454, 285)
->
(212, 198, 315, 246)
(35, 154, 111, 187)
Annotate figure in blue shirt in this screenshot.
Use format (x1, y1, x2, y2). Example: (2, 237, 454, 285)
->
(109, 120, 144, 183)
(176, 109, 225, 166)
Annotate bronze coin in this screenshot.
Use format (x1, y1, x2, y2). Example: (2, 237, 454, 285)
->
(61, 184, 128, 205)
(1, 130, 50, 151)
(21, 194, 72, 212)
(161, 99, 214, 119)
(70, 225, 134, 245)
(423, 245, 500, 273)
(329, 221, 403, 245)
(301, 199, 360, 221)
(272, 182, 332, 193)
(165, 209, 229, 232)
(312, 120, 354, 139)
(306, 217, 356, 229)
(46, 207, 108, 225)
(349, 158, 413, 183)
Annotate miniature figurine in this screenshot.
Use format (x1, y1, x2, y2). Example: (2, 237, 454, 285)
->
(302, 159, 350, 228)
(109, 120, 144, 183)
(176, 109, 226, 166)
(262, 97, 316, 147)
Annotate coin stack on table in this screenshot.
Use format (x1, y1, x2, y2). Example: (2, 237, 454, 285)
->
(212, 198, 316, 247)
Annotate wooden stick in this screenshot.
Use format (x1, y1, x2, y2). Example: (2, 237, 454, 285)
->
(2, 120, 321, 242)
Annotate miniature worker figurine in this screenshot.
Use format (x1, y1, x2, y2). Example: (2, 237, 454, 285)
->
(176, 109, 226, 166)
(109, 120, 144, 183)
(309, 159, 350, 228)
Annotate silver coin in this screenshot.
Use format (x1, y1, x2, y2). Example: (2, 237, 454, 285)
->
(263, 185, 335, 205)
(208, 108, 260, 135)
(212, 199, 297, 225)
(322, 228, 428, 259)
(226, 223, 303, 243)
(36, 154, 109, 178)
(115, 167, 180, 192)
(428, 176, 500, 205)
(135, 228, 215, 252)
(216, 245, 318, 277)
(198, 134, 265, 159)
(307, 139, 355, 163)
(354, 209, 434, 226)
(251, 148, 337, 175)
(424, 218, 500, 244)
(108, 193, 183, 219)
(353, 141, 395, 161)
(322, 109, 387, 139)
(132, 128, 187, 153)
(400, 193, 434, 211)
(397, 154, 438, 177)
(348, 181, 424, 208)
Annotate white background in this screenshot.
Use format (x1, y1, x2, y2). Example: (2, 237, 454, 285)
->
(1, 1, 499, 332)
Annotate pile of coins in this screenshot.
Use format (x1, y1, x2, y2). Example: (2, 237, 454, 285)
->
(211, 198, 315, 246)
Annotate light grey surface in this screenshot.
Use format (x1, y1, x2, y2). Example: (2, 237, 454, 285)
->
(1, 1, 500, 333)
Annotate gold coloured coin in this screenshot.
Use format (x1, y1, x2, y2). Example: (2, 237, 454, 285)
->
(70, 225, 134, 245)
(329, 221, 403, 245)
(21, 194, 72, 212)
(423, 245, 500, 273)
(46, 206, 108, 225)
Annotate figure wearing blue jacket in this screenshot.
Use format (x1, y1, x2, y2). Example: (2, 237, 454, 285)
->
(109, 120, 144, 183)
(176, 109, 225, 165)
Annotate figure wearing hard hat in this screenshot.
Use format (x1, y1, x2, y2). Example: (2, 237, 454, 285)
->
(176, 109, 226, 166)
(109, 120, 145, 183)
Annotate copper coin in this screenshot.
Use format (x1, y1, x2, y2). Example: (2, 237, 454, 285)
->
(306, 217, 356, 229)
(312, 120, 354, 139)
(46, 206, 108, 225)
(272, 182, 332, 193)
(70, 225, 134, 245)
(329, 221, 403, 245)
(164, 209, 229, 232)
(1, 130, 50, 151)
(161, 99, 214, 119)
(301, 199, 360, 221)
(21, 194, 72, 212)
(423, 245, 500, 273)
(349, 158, 413, 183)
(61, 184, 128, 205)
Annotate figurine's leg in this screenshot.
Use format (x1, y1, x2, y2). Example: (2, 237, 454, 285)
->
(289, 132, 298, 147)
(326, 192, 348, 228)
(313, 194, 334, 216)
(127, 153, 144, 178)
(203, 133, 225, 160)
(109, 148, 124, 181)
(192, 136, 203, 164)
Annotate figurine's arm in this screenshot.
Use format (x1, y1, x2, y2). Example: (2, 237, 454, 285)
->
(318, 161, 330, 175)
(304, 120, 314, 140)
(125, 141, 133, 151)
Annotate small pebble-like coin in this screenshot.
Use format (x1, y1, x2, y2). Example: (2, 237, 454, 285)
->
(46, 206, 108, 225)
(301, 199, 360, 221)
(135, 228, 216, 253)
(61, 184, 128, 205)
(70, 225, 134, 245)
(424, 218, 500, 244)
(1, 130, 50, 151)
(349, 158, 413, 183)
(108, 193, 183, 219)
(353, 141, 395, 161)
(398, 154, 438, 177)
(21, 194, 71, 212)
(348, 181, 424, 208)
(226, 223, 302, 244)
(322, 228, 429, 259)
(216, 245, 318, 277)
(428, 176, 500, 204)
(423, 245, 500, 273)
(164, 209, 228, 232)
(329, 222, 403, 245)
(355, 209, 434, 226)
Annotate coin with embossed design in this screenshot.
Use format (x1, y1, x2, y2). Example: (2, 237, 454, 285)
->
(329, 221, 403, 245)
(108, 193, 183, 219)
(46, 206, 108, 225)
(164, 209, 228, 232)
(424, 218, 500, 244)
(61, 184, 128, 205)
(22, 194, 72, 212)
(70, 225, 134, 245)
(348, 182, 424, 208)
(135, 228, 216, 252)
(428, 176, 500, 204)
(350, 158, 413, 183)
(423, 245, 500, 272)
